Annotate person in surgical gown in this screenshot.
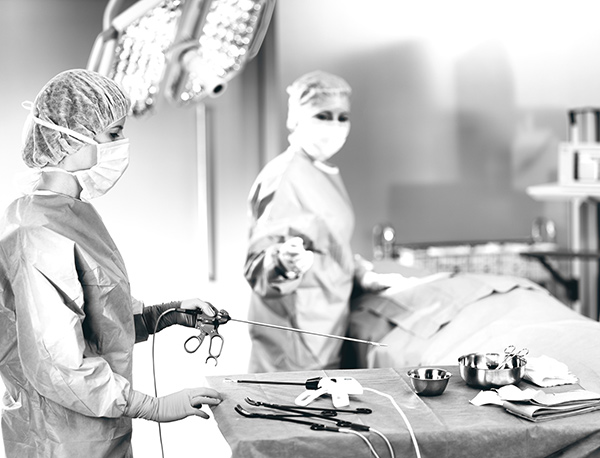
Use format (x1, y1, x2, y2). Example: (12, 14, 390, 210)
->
(0, 69, 222, 458)
(244, 70, 405, 373)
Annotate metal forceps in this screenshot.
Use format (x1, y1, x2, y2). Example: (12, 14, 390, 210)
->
(181, 304, 229, 365)
(498, 345, 529, 369)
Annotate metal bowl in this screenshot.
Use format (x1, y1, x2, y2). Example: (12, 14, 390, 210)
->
(458, 353, 526, 389)
(407, 367, 452, 396)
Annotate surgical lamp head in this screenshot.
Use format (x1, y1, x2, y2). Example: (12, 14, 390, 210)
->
(286, 70, 352, 131)
(22, 69, 130, 168)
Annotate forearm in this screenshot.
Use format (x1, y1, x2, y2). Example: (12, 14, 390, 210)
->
(245, 245, 303, 298)
(135, 301, 194, 342)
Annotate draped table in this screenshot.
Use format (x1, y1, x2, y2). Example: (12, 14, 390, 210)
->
(206, 367, 600, 458)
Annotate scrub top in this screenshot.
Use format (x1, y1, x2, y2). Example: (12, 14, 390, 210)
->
(245, 147, 364, 372)
(0, 191, 137, 458)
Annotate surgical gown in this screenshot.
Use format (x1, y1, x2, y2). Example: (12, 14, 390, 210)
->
(0, 192, 140, 457)
(245, 147, 364, 372)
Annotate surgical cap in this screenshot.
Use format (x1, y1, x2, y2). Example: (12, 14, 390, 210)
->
(22, 69, 130, 168)
(286, 70, 352, 131)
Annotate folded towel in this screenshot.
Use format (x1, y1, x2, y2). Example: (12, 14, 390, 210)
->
(524, 355, 578, 387)
(470, 383, 600, 422)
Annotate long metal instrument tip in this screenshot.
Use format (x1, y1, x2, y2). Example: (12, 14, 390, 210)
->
(223, 378, 306, 386)
(229, 317, 386, 347)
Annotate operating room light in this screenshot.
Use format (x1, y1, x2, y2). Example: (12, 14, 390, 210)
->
(113, 1, 182, 116)
(88, 0, 275, 116)
(164, 0, 274, 106)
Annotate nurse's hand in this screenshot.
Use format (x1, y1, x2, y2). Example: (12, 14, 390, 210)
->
(180, 298, 216, 317)
(175, 298, 217, 328)
(155, 388, 223, 422)
(278, 237, 314, 277)
(125, 387, 223, 423)
(144, 299, 216, 334)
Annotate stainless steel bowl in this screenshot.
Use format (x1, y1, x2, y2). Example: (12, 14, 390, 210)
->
(458, 353, 526, 389)
(407, 367, 451, 396)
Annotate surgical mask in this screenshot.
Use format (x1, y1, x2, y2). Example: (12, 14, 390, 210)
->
(290, 120, 350, 162)
(25, 110, 129, 200)
(73, 138, 129, 200)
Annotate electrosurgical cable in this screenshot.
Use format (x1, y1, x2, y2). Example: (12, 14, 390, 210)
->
(338, 429, 382, 458)
(151, 307, 180, 458)
(363, 387, 421, 458)
(369, 428, 395, 458)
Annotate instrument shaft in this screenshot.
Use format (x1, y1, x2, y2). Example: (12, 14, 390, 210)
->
(229, 317, 386, 347)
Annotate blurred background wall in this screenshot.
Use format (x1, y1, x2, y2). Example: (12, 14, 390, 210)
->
(271, 0, 600, 255)
(2, 0, 600, 456)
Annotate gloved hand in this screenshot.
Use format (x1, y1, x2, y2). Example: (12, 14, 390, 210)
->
(278, 237, 314, 278)
(142, 298, 216, 334)
(124, 388, 222, 423)
(359, 271, 408, 293)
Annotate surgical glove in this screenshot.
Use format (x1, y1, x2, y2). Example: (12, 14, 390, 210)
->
(124, 388, 222, 423)
(278, 236, 314, 278)
(142, 298, 215, 334)
(359, 271, 407, 293)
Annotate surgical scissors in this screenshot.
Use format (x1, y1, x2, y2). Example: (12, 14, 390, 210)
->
(497, 345, 529, 369)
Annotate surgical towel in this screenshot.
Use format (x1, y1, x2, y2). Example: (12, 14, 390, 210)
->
(525, 355, 579, 387)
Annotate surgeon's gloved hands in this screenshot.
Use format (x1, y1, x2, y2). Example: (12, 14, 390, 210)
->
(124, 388, 222, 423)
(142, 298, 215, 334)
(359, 271, 409, 293)
(277, 237, 314, 278)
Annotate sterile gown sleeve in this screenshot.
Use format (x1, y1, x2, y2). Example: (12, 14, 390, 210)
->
(245, 167, 312, 316)
(10, 226, 131, 418)
(244, 150, 357, 371)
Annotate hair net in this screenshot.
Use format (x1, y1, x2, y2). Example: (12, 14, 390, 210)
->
(286, 70, 352, 131)
(22, 69, 130, 168)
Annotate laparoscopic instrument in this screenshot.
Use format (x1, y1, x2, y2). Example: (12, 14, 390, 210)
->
(174, 303, 386, 365)
(235, 398, 395, 458)
(225, 375, 365, 408)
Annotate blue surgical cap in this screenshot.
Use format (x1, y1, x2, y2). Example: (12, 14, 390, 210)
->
(286, 70, 352, 131)
(22, 69, 130, 168)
